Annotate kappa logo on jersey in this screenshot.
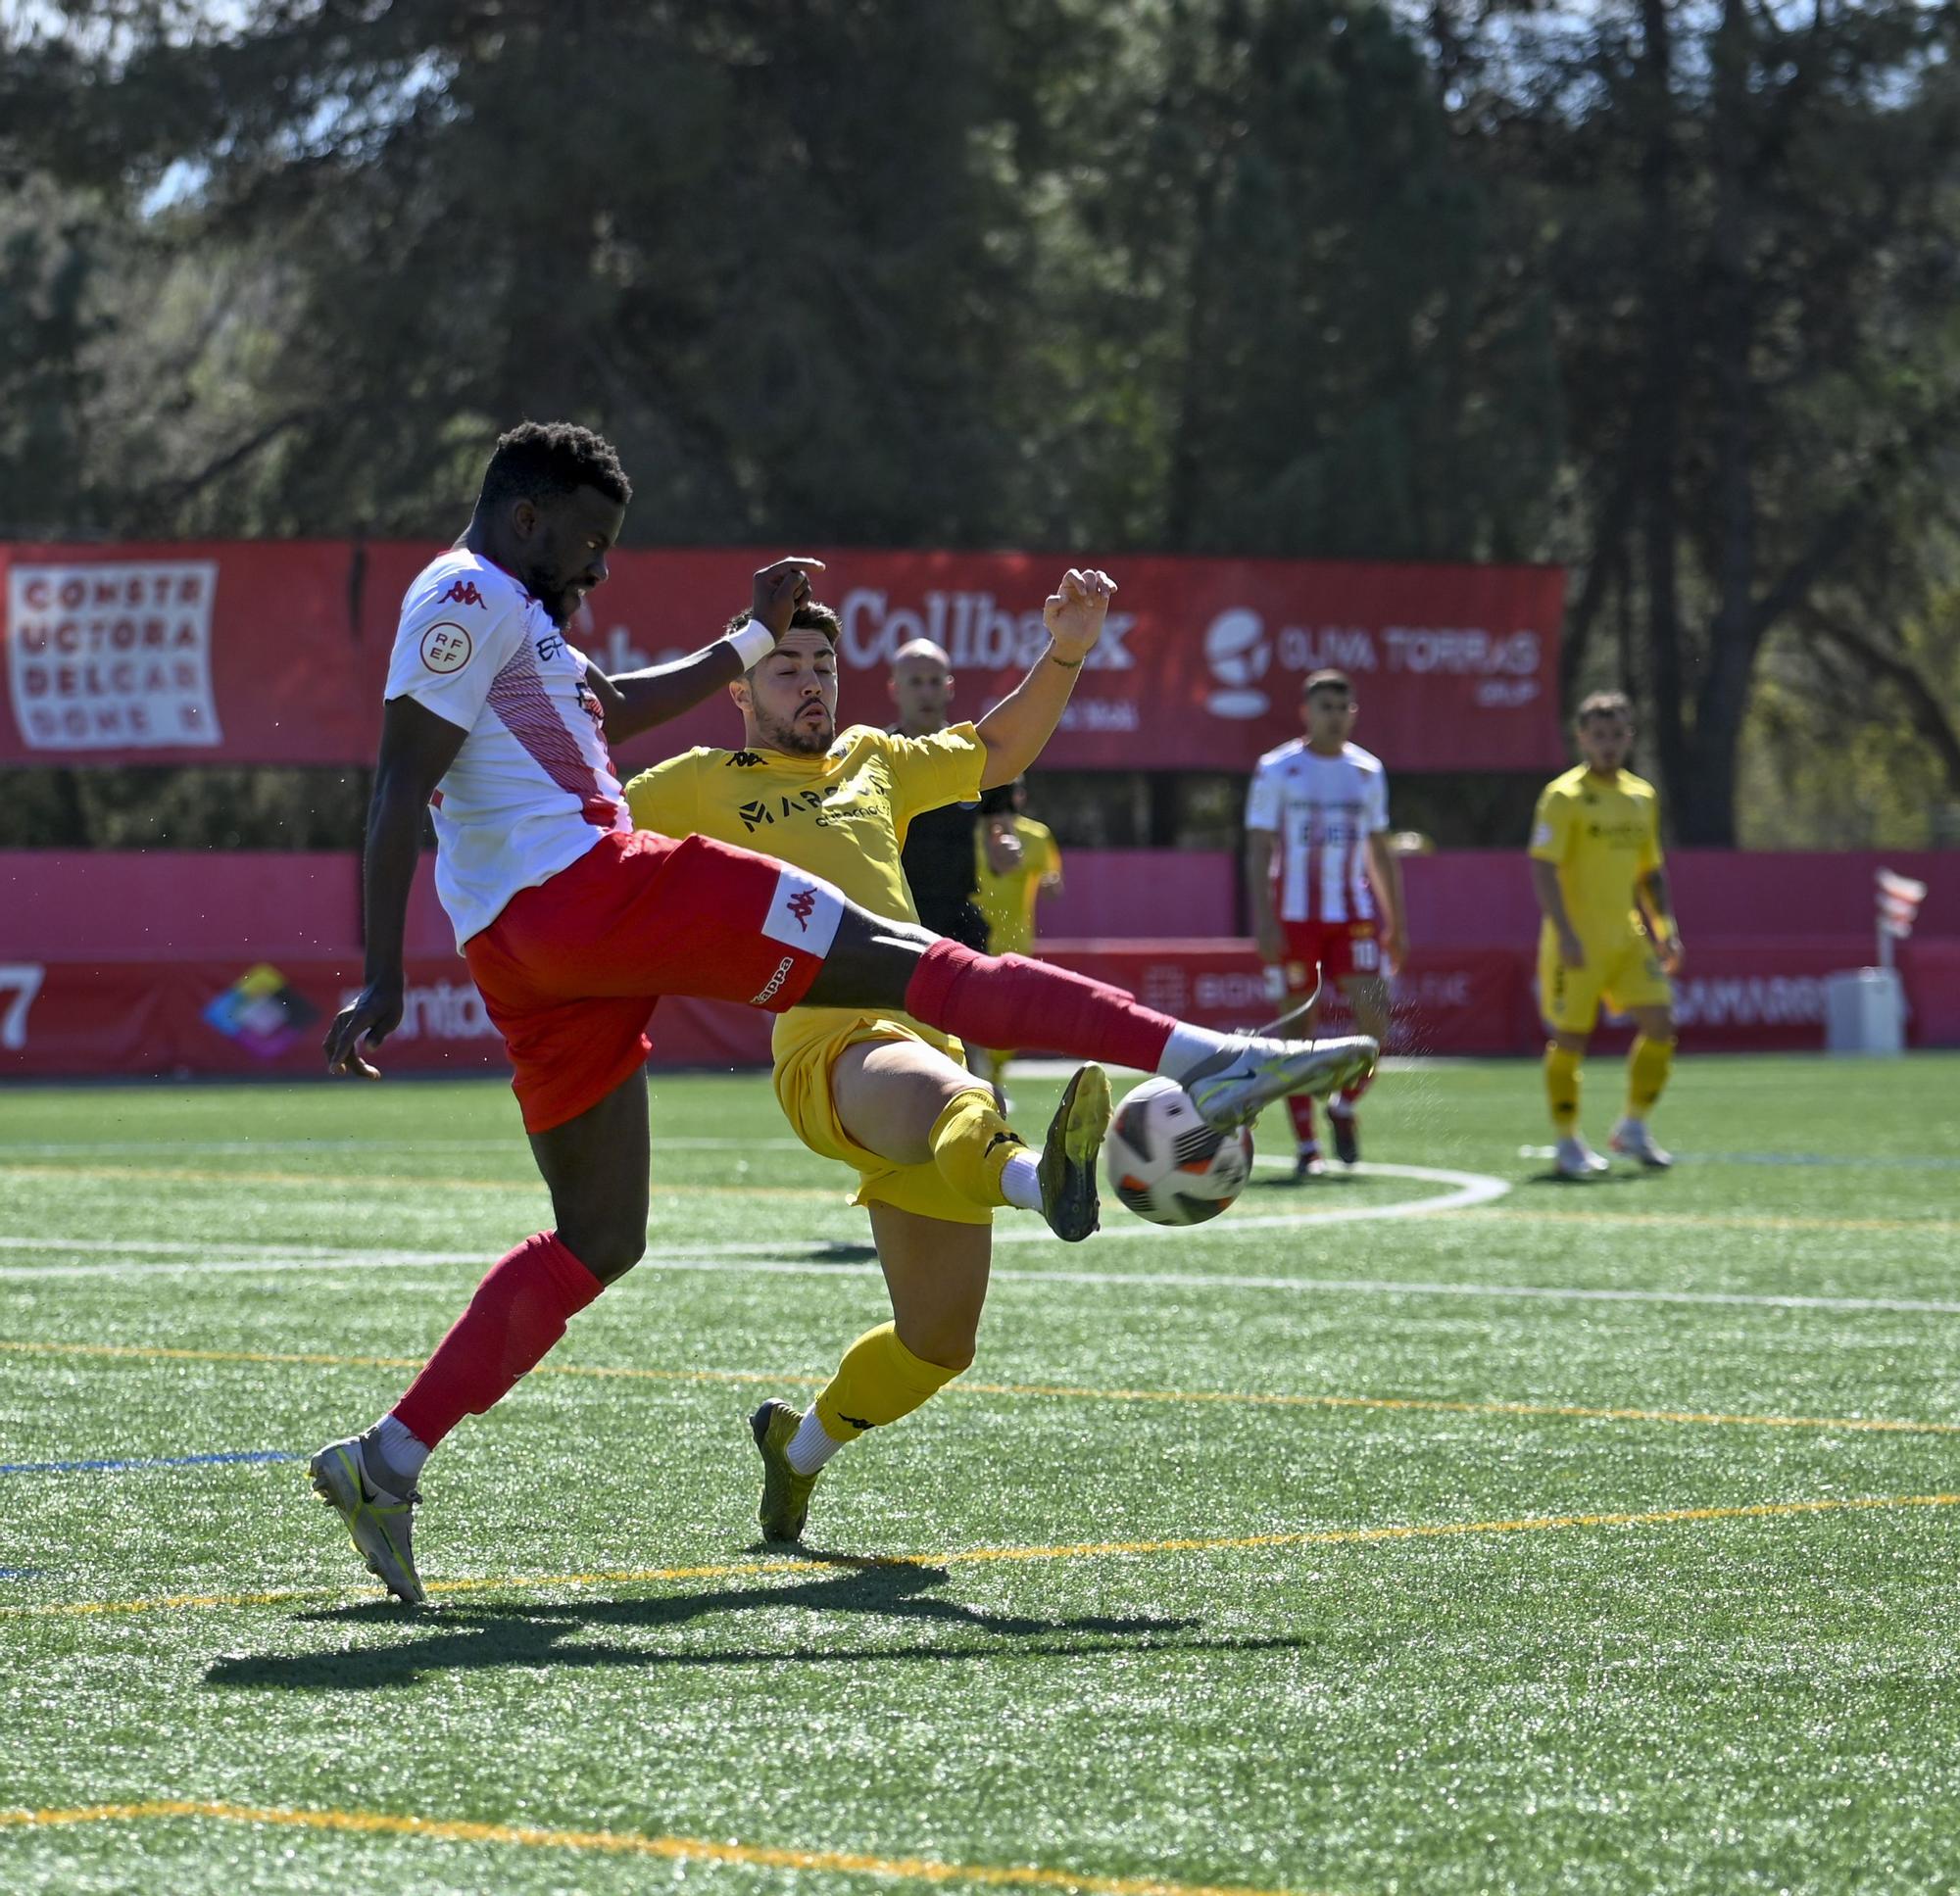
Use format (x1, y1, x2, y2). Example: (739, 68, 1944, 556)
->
(437, 579, 487, 608)
(784, 888, 818, 932)
(419, 621, 473, 674)
(726, 750, 766, 768)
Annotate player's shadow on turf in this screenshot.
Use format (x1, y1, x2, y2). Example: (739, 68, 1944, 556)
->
(203, 1559, 1197, 1693)
(1246, 1170, 1368, 1192)
(1523, 1167, 1646, 1187)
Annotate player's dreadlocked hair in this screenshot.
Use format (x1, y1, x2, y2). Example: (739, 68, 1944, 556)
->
(478, 420, 632, 510)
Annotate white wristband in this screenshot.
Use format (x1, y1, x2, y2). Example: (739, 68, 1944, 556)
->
(728, 619, 775, 669)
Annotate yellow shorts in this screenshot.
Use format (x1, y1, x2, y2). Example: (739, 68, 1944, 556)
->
(770, 1011, 992, 1226)
(1538, 926, 1672, 1036)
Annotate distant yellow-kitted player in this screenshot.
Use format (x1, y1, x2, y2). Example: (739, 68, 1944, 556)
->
(971, 775, 1063, 1107)
(1528, 691, 1684, 1177)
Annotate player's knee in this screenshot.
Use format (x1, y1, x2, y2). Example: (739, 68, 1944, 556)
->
(897, 1317, 976, 1376)
(560, 1219, 646, 1284)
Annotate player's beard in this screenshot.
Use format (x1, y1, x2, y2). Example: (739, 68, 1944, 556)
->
(760, 703, 833, 755)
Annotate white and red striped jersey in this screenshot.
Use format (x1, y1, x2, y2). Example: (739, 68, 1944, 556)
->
(383, 549, 629, 948)
(1244, 738, 1390, 925)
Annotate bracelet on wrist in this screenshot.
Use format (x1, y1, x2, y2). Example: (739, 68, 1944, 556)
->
(1048, 649, 1084, 671)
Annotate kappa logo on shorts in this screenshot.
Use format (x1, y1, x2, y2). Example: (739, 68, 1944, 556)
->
(751, 955, 797, 1006)
(418, 621, 473, 674)
(761, 868, 843, 958)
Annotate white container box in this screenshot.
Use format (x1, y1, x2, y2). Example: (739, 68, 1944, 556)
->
(1824, 967, 1905, 1056)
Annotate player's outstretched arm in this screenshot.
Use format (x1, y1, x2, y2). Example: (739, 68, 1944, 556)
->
(598, 557, 825, 744)
(973, 568, 1115, 789)
(323, 696, 466, 1079)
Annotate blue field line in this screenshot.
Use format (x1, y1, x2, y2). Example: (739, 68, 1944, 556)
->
(0, 1449, 305, 1477)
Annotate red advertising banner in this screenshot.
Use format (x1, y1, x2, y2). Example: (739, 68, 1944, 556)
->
(0, 540, 1568, 773)
(0, 958, 771, 1082)
(14, 935, 1939, 1084)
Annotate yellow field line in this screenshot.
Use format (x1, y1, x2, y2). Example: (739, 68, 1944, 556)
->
(1473, 1206, 1960, 1236)
(6, 1337, 1956, 1440)
(6, 1492, 1955, 1623)
(5, 1337, 1956, 1439)
(0, 1799, 1327, 1896)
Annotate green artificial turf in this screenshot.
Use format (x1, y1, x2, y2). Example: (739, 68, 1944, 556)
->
(1, 1054, 1957, 1895)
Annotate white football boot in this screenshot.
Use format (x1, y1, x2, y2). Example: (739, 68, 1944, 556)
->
(308, 1434, 424, 1604)
(1554, 1136, 1611, 1179)
(1185, 1034, 1379, 1133)
(1610, 1118, 1674, 1169)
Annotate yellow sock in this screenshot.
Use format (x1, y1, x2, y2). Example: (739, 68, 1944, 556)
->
(1626, 1035, 1676, 1118)
(927, 1088, 1024, 1208)
(1544, 1043, 1582, 1137)
(812, 1323, 963, 1441)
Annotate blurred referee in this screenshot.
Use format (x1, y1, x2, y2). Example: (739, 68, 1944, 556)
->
(888, 637, 990, 949)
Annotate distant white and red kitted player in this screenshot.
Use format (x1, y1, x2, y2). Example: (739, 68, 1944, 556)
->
(306, 421, 1377, 1602)
(1244, 668, 1408, 1178)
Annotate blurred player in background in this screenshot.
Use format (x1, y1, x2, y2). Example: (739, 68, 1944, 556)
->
(1245, 669, 1407, 1179)
(1529, 691, 1683, 1177)
(888, 638, 991, 950)
(971, 775, 1063, 1110)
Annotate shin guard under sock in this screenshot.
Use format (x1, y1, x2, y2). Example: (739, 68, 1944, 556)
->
(812, 1323, 963, 1444)
(393, 1231, 603, 1449)
(1626, 1035, 1676, 1118)
(905, 941, 1174, 1076)
(1544, 1044, 1583, 1138)
(927, 1089, 1024, 1208)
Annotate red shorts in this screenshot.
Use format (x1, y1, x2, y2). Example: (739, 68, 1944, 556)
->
(465, 830, 842, 1134)
(1280, 918, 1383, 988)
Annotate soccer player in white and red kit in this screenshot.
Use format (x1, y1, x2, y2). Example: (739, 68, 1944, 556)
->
(307, 422, 1377, 1601)
(1244, 669, 1407, 1178)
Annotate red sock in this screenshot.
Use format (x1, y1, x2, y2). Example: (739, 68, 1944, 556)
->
(1288, 1094, 1318, 1150)
(1335, 1067, 1376, 1114)
(905, 942, 1174, 1074)
(393, 1231, 603, 1449)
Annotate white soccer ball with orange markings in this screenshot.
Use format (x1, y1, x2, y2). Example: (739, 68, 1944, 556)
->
(1105, 1077, 1253, 1226)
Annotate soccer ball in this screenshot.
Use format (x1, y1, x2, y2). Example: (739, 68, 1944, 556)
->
(1105, 1077, 1253, 1226)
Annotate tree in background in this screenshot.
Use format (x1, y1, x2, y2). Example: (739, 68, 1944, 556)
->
(1436, 0, 1960, 843)
(4, 0, 1959, 848)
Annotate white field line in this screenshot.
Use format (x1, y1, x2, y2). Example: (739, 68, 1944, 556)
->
(11, 1244, 1960, 1318)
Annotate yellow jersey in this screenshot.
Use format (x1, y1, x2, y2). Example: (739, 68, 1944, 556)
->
(623, 722, 988, 1063)
(1529, 763, 1664, 941)
(974, 816, 1061, 955)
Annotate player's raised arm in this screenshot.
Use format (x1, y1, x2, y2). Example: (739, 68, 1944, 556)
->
(324, 695, 467, 1079)
(973, 568, 1116, 790)
(597, 557, 825, 744)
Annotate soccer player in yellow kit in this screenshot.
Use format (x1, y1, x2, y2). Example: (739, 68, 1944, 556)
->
(971, 776, 1063, 1105)
(626, 570, 1370, 1541)
(1528, 692, 1685, 1177)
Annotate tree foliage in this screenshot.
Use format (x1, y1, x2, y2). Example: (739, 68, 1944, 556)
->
(2, 0, 1957, 845)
